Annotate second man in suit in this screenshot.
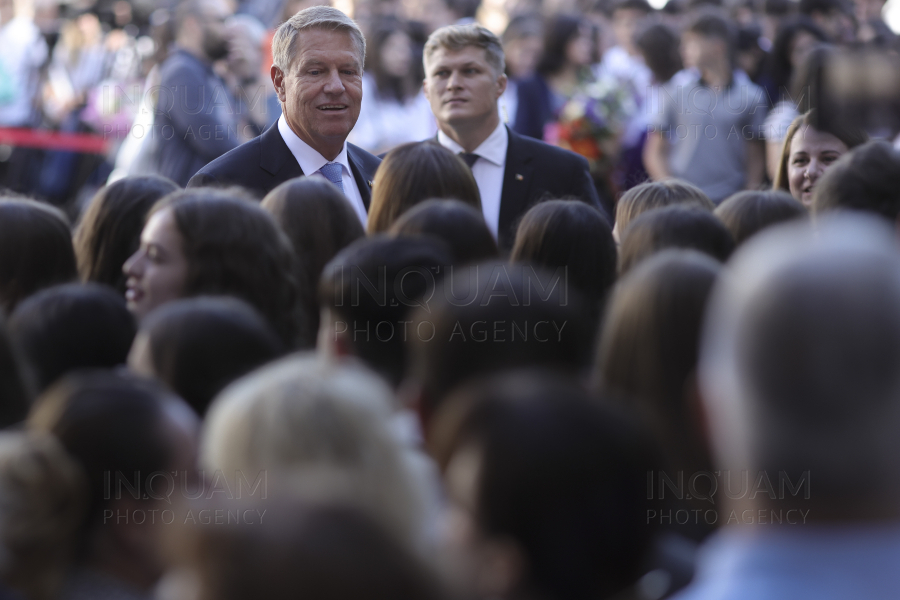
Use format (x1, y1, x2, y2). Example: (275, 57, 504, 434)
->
(422, 24, 606, 251)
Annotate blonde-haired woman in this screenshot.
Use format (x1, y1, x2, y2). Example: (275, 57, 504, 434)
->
(202, 354, 436, 553)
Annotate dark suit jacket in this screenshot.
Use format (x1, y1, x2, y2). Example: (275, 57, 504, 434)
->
(187, 123, 381, 208)
(497, 127, 606, 251)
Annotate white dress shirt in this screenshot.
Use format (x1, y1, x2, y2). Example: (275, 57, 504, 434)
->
(437, 122, 508, 239)
(277, 115, 367, 226)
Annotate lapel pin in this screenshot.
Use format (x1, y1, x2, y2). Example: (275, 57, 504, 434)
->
(516, 174, 524, 181)
(367, 180, 374, 187)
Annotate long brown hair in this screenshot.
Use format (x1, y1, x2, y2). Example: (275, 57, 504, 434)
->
(74, 175, 177, 295)
(262, 177, 364, 343)
(150, 189, 303, 347)
(367, 142, 481, 234)
(596, 249, 721, 480)
(0, 199, 76, 316)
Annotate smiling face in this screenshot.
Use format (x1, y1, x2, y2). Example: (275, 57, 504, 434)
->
(272, 28, 363, 161)
(123, 207, 189, 321)
(423, 45, 507, 138)
(787, 125, 849, 206)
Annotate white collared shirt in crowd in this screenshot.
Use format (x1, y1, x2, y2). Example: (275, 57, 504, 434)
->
(278, 115, 367, 227)
(437, 121, 508, 239)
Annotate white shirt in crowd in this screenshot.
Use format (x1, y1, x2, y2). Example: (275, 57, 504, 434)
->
(437, 121, 508, 239)
(278, 114, 368, 227)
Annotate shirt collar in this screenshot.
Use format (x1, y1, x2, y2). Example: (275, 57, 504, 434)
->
(437, 121, 508, 167)
(278, 115, 351, 177)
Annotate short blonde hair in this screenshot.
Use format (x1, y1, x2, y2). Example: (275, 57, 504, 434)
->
(201, 353, 429, 549)
(272, 6, 366, 72)
(424, 23, 505, 76)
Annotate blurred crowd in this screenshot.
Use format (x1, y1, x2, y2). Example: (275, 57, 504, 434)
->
(1, 0, 900, 600)
(1, 0, 898, 208)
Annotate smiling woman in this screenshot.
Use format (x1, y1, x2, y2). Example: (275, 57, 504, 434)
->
(123, 189, 305, 347)
(773, 110, 867, 206)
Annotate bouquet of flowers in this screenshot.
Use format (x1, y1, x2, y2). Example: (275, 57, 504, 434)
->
(546, 76, 637, 183)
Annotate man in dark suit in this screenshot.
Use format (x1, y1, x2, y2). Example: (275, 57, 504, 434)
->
(188, 6, 380, 224)
(422, 23, 606, 251)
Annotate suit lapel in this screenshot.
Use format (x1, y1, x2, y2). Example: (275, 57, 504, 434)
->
(259, 123, 304, 182)
(348, 144, 377, 211)
(499, 127, 535, 249)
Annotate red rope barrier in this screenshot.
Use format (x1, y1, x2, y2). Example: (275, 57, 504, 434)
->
(0, 127, 110, 154)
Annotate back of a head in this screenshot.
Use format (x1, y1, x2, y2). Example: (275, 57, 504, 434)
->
(0, 199, 77, 316)
(813, 141, 900, 223)
(9, 284, 136, 394)
(136, 297, 284, 417)
(390, 199, 499, 266)
(202, 354, 425, 547)
(429, 371, 658, 600)
(261, 176, 365, 285)
(158, 190, 302, 347)
(511, 200, 617, 316)
(614, 179, 715, 239)
(262, 177, 365, 345)
(0, 432, 86, 600)
(27, 370, 191, 542)
(597, 249, 721, 477)
(368, 142, 482, 234)
(408, 262, 595, 427)
(619, 206, 735, 274)
(701, 214, 900, 509)
(74, 175, 178, 295)
(715, 190, 806, 246)
(186, 501, 446, 600)
(319, 235, 453, 388)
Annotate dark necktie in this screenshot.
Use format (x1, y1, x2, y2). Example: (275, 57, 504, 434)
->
(459, 152, 480, 168)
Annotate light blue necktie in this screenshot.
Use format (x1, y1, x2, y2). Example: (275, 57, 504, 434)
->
(319, 162, 344, 193)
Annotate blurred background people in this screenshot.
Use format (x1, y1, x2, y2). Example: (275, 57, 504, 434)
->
(513, 14, 596, 141)
(349, 19, 437, 155)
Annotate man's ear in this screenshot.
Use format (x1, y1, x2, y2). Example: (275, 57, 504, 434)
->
(496, 73, 508, 98)
(422, 77, 430, 98)
(271, 65, 286, 102)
